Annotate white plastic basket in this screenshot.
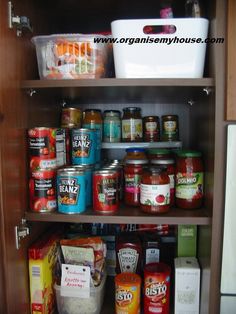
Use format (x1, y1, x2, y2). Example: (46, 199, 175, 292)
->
(111, 18, 209, 78)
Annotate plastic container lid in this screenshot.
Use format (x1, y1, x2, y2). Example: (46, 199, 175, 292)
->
(177, 150, 202, 157)
(126, 148, 146, 153)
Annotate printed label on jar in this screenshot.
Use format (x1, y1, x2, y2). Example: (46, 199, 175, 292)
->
(104, 121, 121, 142)
(140, 184, 170, 206)
(125, 174, 141, 193)
(118, 248, 139, 273)
(122, 119, 143, 141)
(176, 172, 204, 199)
(145, 121, 158, 133)
(163, 121, 177, 133)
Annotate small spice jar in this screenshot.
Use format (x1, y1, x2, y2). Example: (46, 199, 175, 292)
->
(125, 148, 147, 160)
(175, 150, 204, 209)
(140, 167, 170, 214)
(161, 115, 179, 141)
(124, 159, 149, 206)
(150, 159, 175, 207)
(122, 107, 143, 142)
(143, 116, 160, 142)
(103, 110, 121, 143)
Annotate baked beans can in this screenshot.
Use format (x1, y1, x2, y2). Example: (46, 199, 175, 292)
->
(61, 107, 82, 128)
(71, 128, 96, 165)
(93, 170, 119, 213)
(29, 169, 57, 212)
(74, 164, 94, 207)
(115, 272, 141, 314)
(144, 263, 171, 314)
(28, 127, 57, 171)
(57, 167, 86, 214)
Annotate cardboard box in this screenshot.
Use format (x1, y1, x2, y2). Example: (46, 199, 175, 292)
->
(28, 230, 61, 314)
(177, 225, 197, 257)
(174, 257, 200, 314)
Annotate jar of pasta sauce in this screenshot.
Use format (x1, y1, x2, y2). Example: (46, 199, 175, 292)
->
(175, 150, 204, 209)
(122, 107, 143, 142)
(150, 159, 175, 207)
(140, 167, 170, 214)
(124, 159, 149, 206)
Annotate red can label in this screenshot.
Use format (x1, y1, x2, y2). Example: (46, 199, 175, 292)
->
(29, 170, 57, 212)
(93, 171, 119, 213)
(28, 128, 57, 171)
(144, 264, 170, 314)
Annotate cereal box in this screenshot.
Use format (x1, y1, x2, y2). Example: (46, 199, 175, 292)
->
(28, 230, 61, 314)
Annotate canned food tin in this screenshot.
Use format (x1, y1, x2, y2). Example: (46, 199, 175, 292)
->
(29, 169, 57, 212)
(115, 272, 141, 314)
(28, 127, 57, 171)
(93, 170, 119, 213)
(71, 128, 96, 165)
(61, 107, 82, 128)
(73, 164, 94, 207)
(57, 167, 86, 214)
(144, 263, 171, 314)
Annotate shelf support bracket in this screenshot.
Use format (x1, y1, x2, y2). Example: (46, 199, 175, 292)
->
(15, 218, 30, 250)
(203, 87, 213, 96)
(27, 89, 37, 97)
(8, 1, 33, 37)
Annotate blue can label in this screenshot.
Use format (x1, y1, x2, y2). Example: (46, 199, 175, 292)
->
(71, 129, 96, 165)
(57, 175, 86, 214)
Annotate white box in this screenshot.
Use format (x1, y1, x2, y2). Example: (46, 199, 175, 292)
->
(174, 257, 200, 314)
(111, 18, 209, 78)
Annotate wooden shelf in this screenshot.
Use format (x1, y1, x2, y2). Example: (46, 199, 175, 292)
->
(21, 78, 215, 103)
(102, 141, 182, 149)
(25, 206, 211, 225)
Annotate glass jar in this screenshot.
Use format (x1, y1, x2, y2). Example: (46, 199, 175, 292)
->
(150, 159, 175, 207)
(124, 159, 149, 206)
(82, 109, 103, 139)
(125, 148, 147, 160)
(175, 150, 204, 209)
(103, 110, 121, 143)
(143, 116, 160, 142)
(122, 107, 143, 142)
(140, 167, 170, 214)
(161, 115, 179, 141)
(147, 148, 173, 161)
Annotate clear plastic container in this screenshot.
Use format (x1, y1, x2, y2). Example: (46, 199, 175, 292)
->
(32, 34, 109, 79)
(54, 273, 106, 314)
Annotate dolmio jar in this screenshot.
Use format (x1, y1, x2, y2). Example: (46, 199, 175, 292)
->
(140, 167, 170, 214)
(175, 150, 204, 209)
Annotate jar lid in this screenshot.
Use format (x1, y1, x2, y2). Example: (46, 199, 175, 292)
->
(177, 150, 202, 157)
(57, 167, 84, 175)
(161, 114, 178, 119)
(147, 148, 171, 155)
(104, 110, 120, 116)
(151, 159, 175, 165)
(84, 109, 102, 113)
(125, 159, 149, 165)
(126, 148, 146, 153)
(123, 107, 141, 112)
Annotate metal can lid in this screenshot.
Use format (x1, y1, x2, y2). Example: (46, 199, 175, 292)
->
(126, 148, 146, 153)
(104, 110, 121, 116)
(57, 167, 84, 175)
(177, 150, 202, 158)
(147, 148, 171, 155)
(123, 107, 141, 112)
(151, 159, 175, 165)
(93, 169, 118, 176)
(125, 159, 149, 165)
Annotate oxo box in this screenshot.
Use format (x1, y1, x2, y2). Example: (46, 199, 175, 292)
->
(28, 230, 61, 314)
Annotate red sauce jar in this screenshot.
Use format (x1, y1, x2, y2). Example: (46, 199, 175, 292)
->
(175, 150, 204, 209)
(140, 167, 170, 214)
(124, 159, 148, 206)
(150, 159, 175, 207)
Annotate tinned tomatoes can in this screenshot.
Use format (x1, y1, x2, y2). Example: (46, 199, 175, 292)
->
(28, 127, 57, 171)
(144, 263, 171, 314)
(115, 272, 141, 314)
(57, 167, 86, 214)
(93, 170, 119, 213)
(29, 169, 57, 212)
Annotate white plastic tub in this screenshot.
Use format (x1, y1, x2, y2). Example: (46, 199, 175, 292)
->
(111, 18, 209, 78)
(32, 34, 109, 79)
(54, 273, 106, 314)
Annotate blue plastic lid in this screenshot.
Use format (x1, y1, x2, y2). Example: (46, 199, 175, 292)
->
(126, 148, 146, 153)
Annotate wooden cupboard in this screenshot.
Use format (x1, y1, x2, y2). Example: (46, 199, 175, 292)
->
(0, 0, 229, 313)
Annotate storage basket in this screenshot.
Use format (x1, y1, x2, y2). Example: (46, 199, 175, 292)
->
(54, 273, 106, 314)
(111, 18, 209, 78)
(32, 34, 109, 79)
